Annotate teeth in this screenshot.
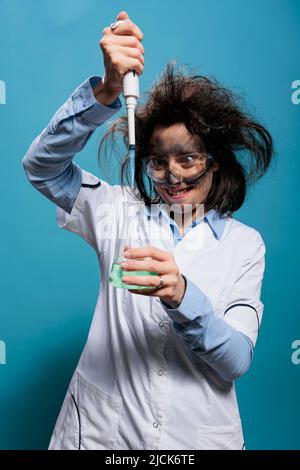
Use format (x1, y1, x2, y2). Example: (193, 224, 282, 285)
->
(167, 187, 191, 195)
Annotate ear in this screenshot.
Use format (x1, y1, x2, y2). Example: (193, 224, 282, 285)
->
(212, 162, 219, 172)
(212, 162, 219, 171)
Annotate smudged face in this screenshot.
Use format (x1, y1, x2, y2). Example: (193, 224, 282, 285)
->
(147, 123, 219, 211)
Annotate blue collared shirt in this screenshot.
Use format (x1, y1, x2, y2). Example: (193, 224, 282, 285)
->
(22, 75, 254, 382)
(146, 204, 226, 244)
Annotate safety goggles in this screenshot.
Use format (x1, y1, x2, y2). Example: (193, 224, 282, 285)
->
(142, 152, 215, 185)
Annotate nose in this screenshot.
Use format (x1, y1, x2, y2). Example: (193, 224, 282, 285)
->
(168, 172, 180, 184)
(168, 156, 181, 175)
(167, 156, 179, 171)
(167, 156, 182, 184)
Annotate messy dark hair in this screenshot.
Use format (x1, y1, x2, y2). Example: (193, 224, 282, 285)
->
(98, 61, 274, 216)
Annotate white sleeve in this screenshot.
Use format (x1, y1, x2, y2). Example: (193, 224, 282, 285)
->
(56, 169, 122, 252)
(223, 231, 266, 346)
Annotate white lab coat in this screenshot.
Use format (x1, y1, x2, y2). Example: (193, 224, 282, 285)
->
(48, 169, 265, 450)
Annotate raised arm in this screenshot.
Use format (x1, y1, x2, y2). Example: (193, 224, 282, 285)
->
(22, 10, 144, 214)
(22, 76, 122, 213)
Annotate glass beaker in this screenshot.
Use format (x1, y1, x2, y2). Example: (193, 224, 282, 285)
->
(108, 199, 158, 289)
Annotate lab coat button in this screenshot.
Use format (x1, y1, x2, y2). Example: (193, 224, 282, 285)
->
(157, 369, 163, 376)
(153, 421, 159, 428)
(159, 321, 165, 328)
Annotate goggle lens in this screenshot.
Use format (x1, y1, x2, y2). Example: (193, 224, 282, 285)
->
(143, 153, 214, 184)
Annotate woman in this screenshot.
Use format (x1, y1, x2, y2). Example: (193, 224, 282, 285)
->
(22, 11, 273, 450)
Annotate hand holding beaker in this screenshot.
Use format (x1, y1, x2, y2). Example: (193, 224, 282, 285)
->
(120, 246, 186, 308)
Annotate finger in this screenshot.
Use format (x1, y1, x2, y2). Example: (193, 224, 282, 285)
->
(124, 246, 170, 262)
(105, 55, 143, 78)
(125, 274, 174, 296)
(127, 286, 170, 297)
(113, 46, 144, 64)
(121, 57, 144, 75)
(111, 18, 143, 41)
(122, 274, 162, 287)
(116, 11, 129, 21)
(121, 259, 169, 275)
(107, 35, 144, 54)
(124, 274, 174, 291)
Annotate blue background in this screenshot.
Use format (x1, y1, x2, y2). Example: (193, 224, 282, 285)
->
(0, 0, 299, 450)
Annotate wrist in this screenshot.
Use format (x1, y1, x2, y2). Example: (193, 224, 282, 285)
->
(93, 80, 121, 106)
(162, 275, 187, 309)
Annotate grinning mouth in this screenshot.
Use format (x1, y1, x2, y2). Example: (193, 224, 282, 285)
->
(164, 186, 194, 196)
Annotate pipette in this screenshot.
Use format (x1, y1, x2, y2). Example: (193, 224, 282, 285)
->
(122, 70, 139, 188)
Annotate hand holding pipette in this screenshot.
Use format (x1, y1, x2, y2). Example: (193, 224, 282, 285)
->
(94, 11, 143, 187)
(94, 11, 144, 107)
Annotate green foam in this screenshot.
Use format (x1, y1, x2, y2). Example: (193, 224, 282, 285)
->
(109, 263, 158, 290)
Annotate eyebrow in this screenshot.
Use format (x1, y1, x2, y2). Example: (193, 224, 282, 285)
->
(148, 143, 199, 156)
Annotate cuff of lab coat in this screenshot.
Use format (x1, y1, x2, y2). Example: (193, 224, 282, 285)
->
(71, 75, 122, 125)
(160, 275, 213, 324)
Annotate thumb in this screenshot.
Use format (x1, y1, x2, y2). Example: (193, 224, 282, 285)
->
(116, 10, 129, 21)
